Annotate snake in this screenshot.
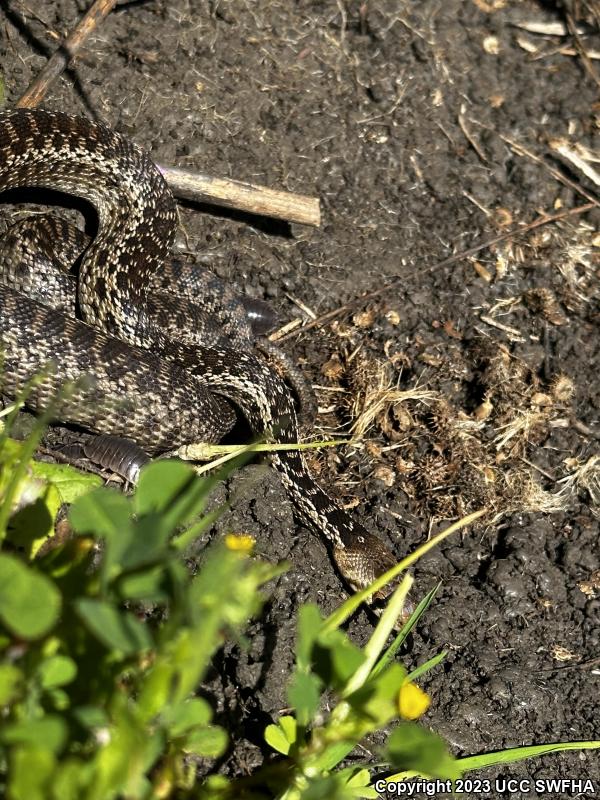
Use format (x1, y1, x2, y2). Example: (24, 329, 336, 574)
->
(0, 107, 399, 599)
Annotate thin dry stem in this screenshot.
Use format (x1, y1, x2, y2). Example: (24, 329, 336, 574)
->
(278, 202, 596, 341)
(17, 0, 118, 108)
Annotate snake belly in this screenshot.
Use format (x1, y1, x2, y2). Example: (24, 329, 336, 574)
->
(0, 107, 398, 595)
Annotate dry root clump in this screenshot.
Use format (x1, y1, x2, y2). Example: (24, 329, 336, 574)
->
(312, 293, 593, 525)
(470, 341, 574, 461)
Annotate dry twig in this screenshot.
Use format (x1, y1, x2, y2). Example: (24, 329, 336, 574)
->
(487, 128, 600, 206)
(278, 202, 596, 340)
(159, 165, 320, 227)
(16, 0, 119, 109)
(458, 106, 488, 163)
(565, 11, 600, 89)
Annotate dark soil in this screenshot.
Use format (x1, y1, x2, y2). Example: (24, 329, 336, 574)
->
(1, 0, 599, 797)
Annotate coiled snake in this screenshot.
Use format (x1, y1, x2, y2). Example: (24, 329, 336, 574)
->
(0, 108, 398, 598)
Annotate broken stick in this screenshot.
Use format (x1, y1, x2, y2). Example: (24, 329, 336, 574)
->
(16, 0, 119, 109)
(159, 165, 320, 227)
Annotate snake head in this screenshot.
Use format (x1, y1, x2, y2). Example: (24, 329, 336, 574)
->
(333, 533, 414, 619)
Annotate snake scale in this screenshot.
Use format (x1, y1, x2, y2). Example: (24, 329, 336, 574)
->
(0, 107, 398, 598)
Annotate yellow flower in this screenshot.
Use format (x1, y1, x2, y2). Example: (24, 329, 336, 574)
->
(398, 681, 431, 720)
(224, 533, 256, 553)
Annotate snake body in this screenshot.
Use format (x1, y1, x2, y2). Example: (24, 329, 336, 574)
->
(0, 108, 398, 595)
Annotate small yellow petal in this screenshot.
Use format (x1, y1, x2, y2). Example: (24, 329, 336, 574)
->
(224, 533, 255, 553)
(398, 682, 431, 720)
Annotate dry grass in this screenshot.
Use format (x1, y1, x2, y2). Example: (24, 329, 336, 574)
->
(349, 359, 437, 439)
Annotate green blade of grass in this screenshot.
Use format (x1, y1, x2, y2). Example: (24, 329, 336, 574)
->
(342, 574, 413, 697)
(456, 741, 600, 773)
(323, 508, 487, 632)
(405, 650, 447, 683)
(191, 437, 354, 475)
(370, 583, 441, 680)
(384, 740, 600, 784)
(0, 401, 21, 420)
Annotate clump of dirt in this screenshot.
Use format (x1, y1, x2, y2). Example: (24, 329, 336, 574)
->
(1, 0, 599, 795)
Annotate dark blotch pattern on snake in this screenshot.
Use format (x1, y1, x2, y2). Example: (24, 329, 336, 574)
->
(0, 107, 398, 596)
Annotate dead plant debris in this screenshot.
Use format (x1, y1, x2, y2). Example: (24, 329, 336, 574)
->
(309, 221, 598, 528)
